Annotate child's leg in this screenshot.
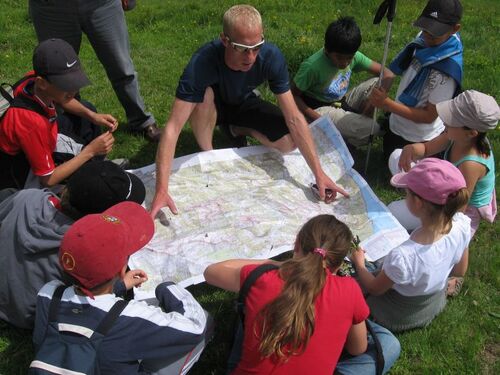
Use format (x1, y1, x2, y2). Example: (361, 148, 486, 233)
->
(141, 310, 214, 375)
(316, 107, 380, 147)
(343, 77, 378, 115)
(335, 320, 401, 375)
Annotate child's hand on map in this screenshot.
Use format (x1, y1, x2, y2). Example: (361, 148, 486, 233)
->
(124, 269, 148, 290)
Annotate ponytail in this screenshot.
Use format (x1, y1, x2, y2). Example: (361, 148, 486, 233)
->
(474, 132, 491, 156)
(422, 188, 470, 229)
(257, 215, 353, 361)
(464, 128, 491, 156)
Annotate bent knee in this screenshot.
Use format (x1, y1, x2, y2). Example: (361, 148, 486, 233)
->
(273, 135, 296, 153)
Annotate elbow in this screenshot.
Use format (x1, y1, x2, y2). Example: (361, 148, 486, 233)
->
(367, 286, 386, 297)
(347, 343, 368, 357)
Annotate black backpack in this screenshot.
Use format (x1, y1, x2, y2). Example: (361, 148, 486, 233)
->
(29, 285, 129, 375)
(0, 75, 48, 120)
(236, 264, 385, 375)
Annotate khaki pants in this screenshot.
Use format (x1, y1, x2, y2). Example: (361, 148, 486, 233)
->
(316, 78, 380, 147)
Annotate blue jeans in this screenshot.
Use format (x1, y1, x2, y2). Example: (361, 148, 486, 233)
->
(29, 0, 155, 131)
(336, 321, 401, 375)
(227, 320, 400, 375)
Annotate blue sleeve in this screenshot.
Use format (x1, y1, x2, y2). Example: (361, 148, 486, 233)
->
(176, 42, 219, 103)
(264, 44, 290, 94)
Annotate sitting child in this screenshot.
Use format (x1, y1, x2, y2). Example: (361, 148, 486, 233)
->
(369, 0, 464, 160)
(292, 16, 394, 146)
(388, 90, 499, 236)
(0, 160, 145, 329)
(205, 214, 400, 374)
(31, 202, 212, 374)
(352, 158, 471, 332)
(0, 38, 117, 189)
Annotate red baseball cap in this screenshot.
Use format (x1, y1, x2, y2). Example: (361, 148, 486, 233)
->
(59, 202, 154, 296)
(390, 158, 466, 205)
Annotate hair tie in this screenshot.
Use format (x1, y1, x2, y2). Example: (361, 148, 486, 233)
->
(313, 248, 326, 258)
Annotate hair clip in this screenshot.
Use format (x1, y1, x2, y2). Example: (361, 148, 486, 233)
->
(313, 247, 326, 258)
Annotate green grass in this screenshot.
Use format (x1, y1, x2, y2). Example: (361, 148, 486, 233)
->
(0, 0, 499, 374)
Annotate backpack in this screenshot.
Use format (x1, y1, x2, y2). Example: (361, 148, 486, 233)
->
(29, 285, 129, 375)
(236, 264, 385, 375)
(0, 76, 48, 120)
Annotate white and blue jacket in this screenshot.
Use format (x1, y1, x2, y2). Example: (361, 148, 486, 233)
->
(33, 280, 208, 374)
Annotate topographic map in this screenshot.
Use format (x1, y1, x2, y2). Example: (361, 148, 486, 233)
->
(129, 116, 408, 296)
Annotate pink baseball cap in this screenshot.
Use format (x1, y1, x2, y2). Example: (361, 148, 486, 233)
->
(390, 158, 466, 204)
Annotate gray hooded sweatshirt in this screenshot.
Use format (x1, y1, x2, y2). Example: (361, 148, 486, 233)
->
(0, 189, 73, 329)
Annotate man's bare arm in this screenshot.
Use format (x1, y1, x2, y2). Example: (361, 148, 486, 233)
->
(151, 99, 197, 218)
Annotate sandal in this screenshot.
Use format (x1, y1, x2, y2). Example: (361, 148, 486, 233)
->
(446, 277, 464, 297)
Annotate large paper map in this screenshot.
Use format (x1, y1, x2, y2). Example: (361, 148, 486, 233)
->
(129, 116, 408, 295)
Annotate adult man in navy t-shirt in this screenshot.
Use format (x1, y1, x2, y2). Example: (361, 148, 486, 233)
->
(151, 5, 349, 217)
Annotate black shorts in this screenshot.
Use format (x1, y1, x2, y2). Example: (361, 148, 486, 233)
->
(213, 88, 289, 142)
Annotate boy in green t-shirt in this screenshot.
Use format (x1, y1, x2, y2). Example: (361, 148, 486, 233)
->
(292, 17, 394, 146)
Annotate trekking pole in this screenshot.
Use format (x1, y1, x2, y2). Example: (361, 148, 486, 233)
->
(364, 0, 397, 176)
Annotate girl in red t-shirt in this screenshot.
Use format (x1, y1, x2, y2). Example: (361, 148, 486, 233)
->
(204, 214, 400, 375)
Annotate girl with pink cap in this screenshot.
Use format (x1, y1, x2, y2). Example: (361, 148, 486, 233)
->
(389, 90, 499, 236)
(387, 90, 499, 296)
(352, 158, 471, 332)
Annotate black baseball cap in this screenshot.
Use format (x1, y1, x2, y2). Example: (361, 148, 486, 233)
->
(67, 161, 146, 215)
(33, 38, 91, 92)
(413, 0, 462, 37)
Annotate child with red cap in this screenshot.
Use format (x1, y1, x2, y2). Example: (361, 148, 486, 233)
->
(31, 201, 212, 374)
(0, 160, 146, 329)
(351, 158, 471, 332)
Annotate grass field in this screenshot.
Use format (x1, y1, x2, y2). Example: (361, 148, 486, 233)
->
(0, 0, 499, 374)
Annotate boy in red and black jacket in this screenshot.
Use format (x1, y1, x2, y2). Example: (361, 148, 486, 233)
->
(0, 38, 118, 189)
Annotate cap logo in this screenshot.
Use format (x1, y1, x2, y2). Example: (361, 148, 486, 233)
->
(61, 252, 76, 271)
(101, 214, 121, 224)
(66, 60, 77, 68)
(430, 11, 438, 18)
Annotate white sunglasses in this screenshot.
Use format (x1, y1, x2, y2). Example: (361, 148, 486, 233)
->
(226, 37, 265, 53)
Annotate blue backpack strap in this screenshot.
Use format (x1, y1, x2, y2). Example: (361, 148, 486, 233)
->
(94, 299, 129, 336)
(48, 285, 67, 323)
(236, 263, 279, 327)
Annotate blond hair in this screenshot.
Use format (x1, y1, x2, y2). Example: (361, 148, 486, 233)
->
(257, 215, 353, 361)
(223, 4, 262, 37)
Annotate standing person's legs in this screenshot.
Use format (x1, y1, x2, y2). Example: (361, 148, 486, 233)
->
(335, 321, 401, 375)
(29, 0, 83, 52)
(78, 0, 155, 132)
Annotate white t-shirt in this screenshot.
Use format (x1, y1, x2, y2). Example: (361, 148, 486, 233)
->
(382, 212, 471, 296)
(390, 59, 457, 142)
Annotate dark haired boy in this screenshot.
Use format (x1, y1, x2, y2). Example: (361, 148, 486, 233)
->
(32, 202, 211, 374)
(369, 0, 463, 160)
(0, 38, 117, 190)
(292, 16, 394, 146)
(0, 161, 145, 329)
